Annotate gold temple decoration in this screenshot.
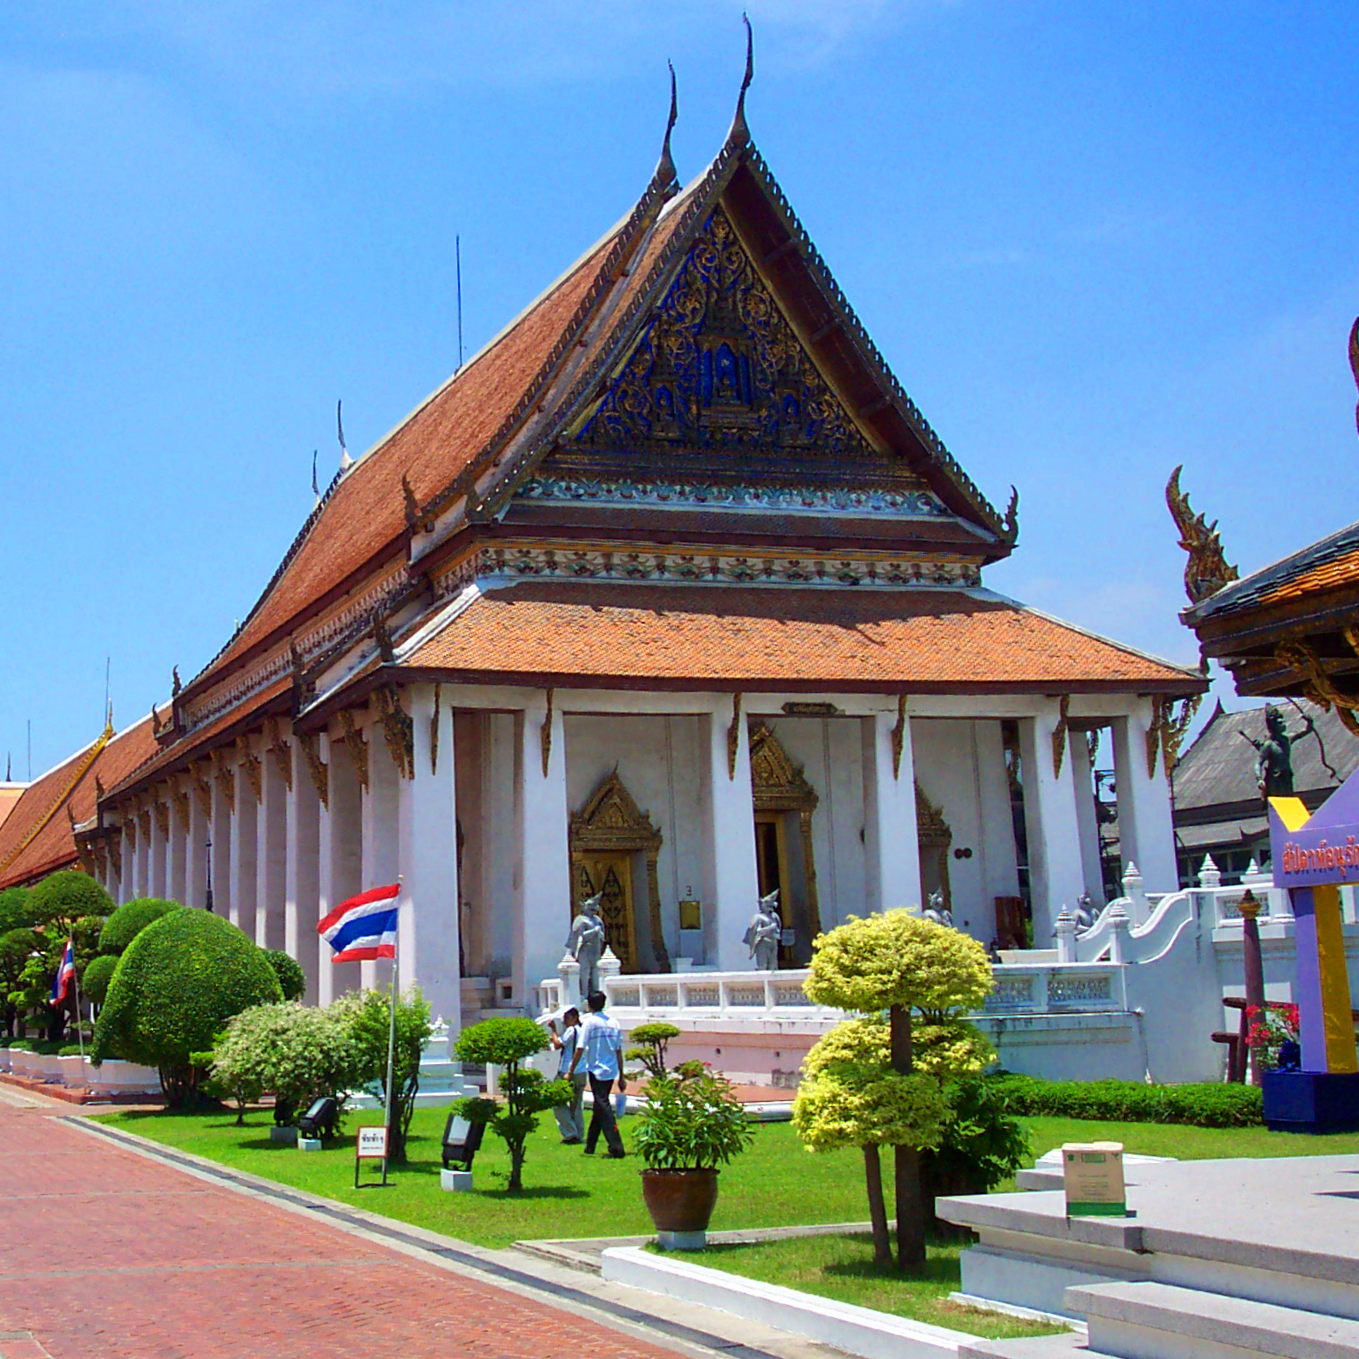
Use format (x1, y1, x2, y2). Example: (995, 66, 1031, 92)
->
(266, 718, 294, 792)
(299, 731, 329, 808)
(172, 787, 190, 833)
(890, 694, 909, 779)
(1276, 640, 1359, 738)
(749, 723, 822, 945)
(153, 800, 170, 838)
(1000, 485, 1020, 547)
(108, 836, 122, 878)
(211, 748, 236, 813)
(1051, 695, 1071, 779)
(915, 780, 953, 913)
(1145, 695, 1201, 778)
(726, 692, 743, 779)
(569, 770, 668, 973)
(1166, 465, 1239, 605)
(430, 683, 443, 776)
(540, 688, 555, 778)
(193, 761, 212, 819)
(139, 807, 152, 841)
(373, 687, 414, 781)
(1350, 316, 1359, 438)
(339, 709, 369, 792)
(124, 815, 137, 851)
(239, 744, 263, 804)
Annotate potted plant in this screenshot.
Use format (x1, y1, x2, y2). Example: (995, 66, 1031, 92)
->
(633, 1060, 753, 1245)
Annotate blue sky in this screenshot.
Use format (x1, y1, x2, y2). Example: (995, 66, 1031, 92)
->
(3, 2, 1358, 777)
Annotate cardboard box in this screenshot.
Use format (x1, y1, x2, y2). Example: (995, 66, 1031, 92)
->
(1062, 1141, 1126, 1217)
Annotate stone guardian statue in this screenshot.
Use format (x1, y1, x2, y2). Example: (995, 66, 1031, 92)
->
(564, 891, 607, 997)
(743, 888, 782, 971)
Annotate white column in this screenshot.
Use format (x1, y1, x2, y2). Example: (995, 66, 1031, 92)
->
(148, 801, 168, 898)
(209, 771, 232, 920)
(399, 685, 461, 1030)
(285, 738, 321, 1003)
(515, 694, 571, 1006)
(1017, 704, 1087, 944)
(1112, 700, 1179, 894)
(704, 698, 760, 971)
(138, 810, 152, 898)
(360, 716, 400, 992)
(184, 779, 207, 911)
(130, 812, 145, 899)
(1073, 729, 1106, 908)
(229, 759, 258, 938)
(862, 710, 922, 913)
(256, 747, 288, 951)
(320, 731, 364, 1002)
(120, 822, 136, 902)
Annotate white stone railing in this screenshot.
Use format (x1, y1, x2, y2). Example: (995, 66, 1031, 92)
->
(536, 968, 822, 1017)
(981, 962, 1125, 1015)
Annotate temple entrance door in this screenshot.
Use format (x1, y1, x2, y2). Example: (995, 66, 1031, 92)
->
(916, 781, 952, 917)
(569, 771, 668, 973)
(576, 854, 636, 974)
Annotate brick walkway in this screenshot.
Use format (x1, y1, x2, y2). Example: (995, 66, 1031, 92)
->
(0, 1095, 682, 1359)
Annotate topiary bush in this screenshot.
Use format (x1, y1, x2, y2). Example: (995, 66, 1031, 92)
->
(262, 949, 306, 1002)
(98, 899, 181, 956)
(91, 910, 282, 1106)
(337, 988, 432, 1164)
(81, 954, 119, 1007)
(0, 888, 34, 934)
(29, 870, 113, 933)
(989, 1073, 1263, 1127)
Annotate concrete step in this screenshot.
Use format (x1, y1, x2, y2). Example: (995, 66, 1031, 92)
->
(1069, 1280, 1359, 1359)
(959, 1334, 1111, 1358)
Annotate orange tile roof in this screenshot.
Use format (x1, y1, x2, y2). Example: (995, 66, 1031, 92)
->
(403, 583, 1201, 691)
(0, 717, 158, 889)
(104, 677, 294, 802)
(1258, 544, 1359, 605)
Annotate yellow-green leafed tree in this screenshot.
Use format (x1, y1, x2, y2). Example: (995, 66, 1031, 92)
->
(796, 910, 993, 1272)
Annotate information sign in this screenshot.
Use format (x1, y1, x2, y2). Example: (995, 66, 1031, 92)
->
(1062, 1141, 1126, 1217)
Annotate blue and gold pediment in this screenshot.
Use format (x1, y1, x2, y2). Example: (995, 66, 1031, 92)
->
(576, 208, 875, 461)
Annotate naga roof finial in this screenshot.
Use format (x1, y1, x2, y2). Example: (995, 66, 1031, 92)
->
(1348, 317, 1359, 438)
(1166, 464, 1239, 605)
(727, 12, 755, 146)
(655, 61, 679, 190)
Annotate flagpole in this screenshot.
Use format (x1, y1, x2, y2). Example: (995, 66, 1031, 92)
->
(71, 946, 85, 1064)
(382, 878, 402, 1183)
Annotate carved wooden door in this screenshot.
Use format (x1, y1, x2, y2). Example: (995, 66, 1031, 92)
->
(578, 853, 636, 973)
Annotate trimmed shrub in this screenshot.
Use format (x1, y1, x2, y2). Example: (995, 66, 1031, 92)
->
(990, 1073, 1263, 1127)
(91, 910, 282, 1106)
(338, 989, 432, 1164)
(209, 1001, 363, 1128)
(262, 949, 306, 1002)
(0, 888, 34, 934)
(29, 871, 113, 932)
(98, 899, 181, 957)
(82, 954, 119, 1006)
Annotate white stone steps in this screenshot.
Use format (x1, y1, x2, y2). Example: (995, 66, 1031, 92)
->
(958, 1334, 1110, 1358)
(1068, 1280, 1359, 1359)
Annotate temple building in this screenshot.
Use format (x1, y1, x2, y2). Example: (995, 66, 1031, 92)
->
(91, 95, 1202, 1024)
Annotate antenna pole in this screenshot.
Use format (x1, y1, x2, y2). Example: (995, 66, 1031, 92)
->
(455, 235, 464, 371)
(26, 720, 31, 781)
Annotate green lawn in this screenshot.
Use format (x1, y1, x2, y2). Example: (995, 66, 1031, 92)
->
(668, 1234, 1066, 1341)
(93, 1104, 1359, 1252)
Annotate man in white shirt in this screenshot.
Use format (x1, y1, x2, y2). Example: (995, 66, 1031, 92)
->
(568, 989, 626, 1157)
(547, 1006, 586, 1144)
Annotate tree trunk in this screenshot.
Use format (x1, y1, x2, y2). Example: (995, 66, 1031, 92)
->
(862, 1145, 892, 1265)
(889, 1003, 926, 1272)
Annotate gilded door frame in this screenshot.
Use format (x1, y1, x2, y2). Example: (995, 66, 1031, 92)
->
(916, 780, 952, 912)
(568, 771, 669, 972)
(748, 724, 822, 944)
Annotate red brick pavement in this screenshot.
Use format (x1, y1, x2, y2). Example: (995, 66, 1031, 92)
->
(0, 1103, 682, 1359)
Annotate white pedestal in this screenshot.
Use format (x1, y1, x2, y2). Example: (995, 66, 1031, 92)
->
(441, 1169, 473, 1192)
(657, 1229, 707, 1251)
(297, 1137, 322, 1152)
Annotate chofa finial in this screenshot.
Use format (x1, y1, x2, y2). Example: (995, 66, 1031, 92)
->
(1349, 317, 1359, 439)
(655, 61, 679, 189)
(727, 12, 755, 145)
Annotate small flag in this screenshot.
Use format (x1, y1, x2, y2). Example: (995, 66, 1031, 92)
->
(317, 883, 400, 962)
(51, 939, 76, 1004)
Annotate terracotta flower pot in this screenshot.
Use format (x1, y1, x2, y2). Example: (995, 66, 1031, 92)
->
(640, 1168, 720, 1233)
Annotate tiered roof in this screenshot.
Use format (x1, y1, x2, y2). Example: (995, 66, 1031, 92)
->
(0, 717, 156, 888)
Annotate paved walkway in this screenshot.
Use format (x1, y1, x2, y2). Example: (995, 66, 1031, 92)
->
(0, 1088, 690, 1359)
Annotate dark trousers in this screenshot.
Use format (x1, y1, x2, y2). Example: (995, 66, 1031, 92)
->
(585, 1073, 624, 1154)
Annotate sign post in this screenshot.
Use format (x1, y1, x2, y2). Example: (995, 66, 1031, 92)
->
(1265, 777, 1359, 1132)
(355, 1124, 390, 1188)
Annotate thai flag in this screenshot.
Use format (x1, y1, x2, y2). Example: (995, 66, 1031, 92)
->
(317, 883, 401, 962)
(51, 939, 76, 1004)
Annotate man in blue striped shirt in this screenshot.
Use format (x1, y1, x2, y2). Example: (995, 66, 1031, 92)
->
(568, 990, 626, 1157)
